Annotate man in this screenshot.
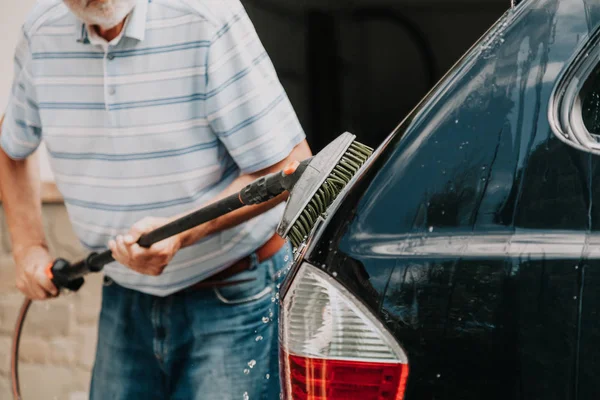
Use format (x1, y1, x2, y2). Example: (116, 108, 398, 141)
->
(0, 0, 311, 398)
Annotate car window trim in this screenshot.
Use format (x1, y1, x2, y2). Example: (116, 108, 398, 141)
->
(550, 24, 600, 154)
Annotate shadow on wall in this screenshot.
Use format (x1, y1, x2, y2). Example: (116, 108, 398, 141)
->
(243, 0, 507, 151)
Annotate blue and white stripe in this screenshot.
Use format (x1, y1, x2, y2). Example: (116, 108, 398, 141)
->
(1, 0, 305, 296)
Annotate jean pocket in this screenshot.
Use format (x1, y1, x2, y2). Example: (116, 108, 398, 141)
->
(213, 260, 274, 305)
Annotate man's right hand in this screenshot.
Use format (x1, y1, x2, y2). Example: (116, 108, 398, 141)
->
(14, 245, 59, 300)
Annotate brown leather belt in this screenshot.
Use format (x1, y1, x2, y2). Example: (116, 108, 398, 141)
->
(185, 233, 286, 290)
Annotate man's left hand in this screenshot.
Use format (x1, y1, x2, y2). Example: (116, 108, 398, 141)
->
(108, 217, 182, 276)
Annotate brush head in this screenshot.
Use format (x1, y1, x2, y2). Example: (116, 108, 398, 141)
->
(277, 132, 374, 249)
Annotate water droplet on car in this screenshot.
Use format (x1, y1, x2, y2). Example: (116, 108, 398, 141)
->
(266, 374, 270, 379)
(271, 297, 276, 302)
(262, 317, 270, 323)
(248, 360, 256, 368)
(275, 293, 279, 299)
(255, 335, 263, 342)
(441, 211, 445, 215)
(243, 392, 249, 400)
(269, 311, 274, 318)
(244, 369, 250, 375)
(437, 374, 441, 378)
(276, 283, 281, 289)
(332, 272, 338, 277)
(428, 227, 434, 233)
(455, 119, 459, 124)
(284, 255, 289, 262)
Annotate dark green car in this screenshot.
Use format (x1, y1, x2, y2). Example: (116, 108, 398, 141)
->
(278, 0, 600, 398)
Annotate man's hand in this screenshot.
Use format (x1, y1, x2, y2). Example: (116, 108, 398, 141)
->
(108, 217, 182, 276)
(14, 245, 58, 300)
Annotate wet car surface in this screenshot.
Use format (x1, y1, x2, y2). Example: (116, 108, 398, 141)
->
(280, 0, 600, 398)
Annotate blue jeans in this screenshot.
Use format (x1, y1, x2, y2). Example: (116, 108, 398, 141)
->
(89, 243, 292, 400)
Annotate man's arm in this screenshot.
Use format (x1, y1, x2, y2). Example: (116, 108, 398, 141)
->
(180, 139, 312, 247)
(109, 4, 312, 275)
(110, 140, 312, 276)
(0, 116, 57, 299)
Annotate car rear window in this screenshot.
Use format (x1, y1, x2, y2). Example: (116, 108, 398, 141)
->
(550, 28, 600, 152)
(581, 65, 600, 136)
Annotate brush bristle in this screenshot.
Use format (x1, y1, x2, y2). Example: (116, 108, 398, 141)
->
(288, 141, 374, 249)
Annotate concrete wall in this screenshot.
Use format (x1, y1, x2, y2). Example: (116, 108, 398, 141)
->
(0, 205, 100, 400)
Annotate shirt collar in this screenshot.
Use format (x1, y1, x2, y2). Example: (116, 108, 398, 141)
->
(75, 0, 148, 44)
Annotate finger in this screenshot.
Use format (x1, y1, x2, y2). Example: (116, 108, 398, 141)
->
(35, 267, 58, 297)
(129, 244, 155, 270)
(109, 238, 127, 266)
(16, 279, 27, 294)
(108, 239, 118, 259)
(129, 243, 146, 261)
(123, 234, 136, 245)
(129, 218, 155, 241)
(29, 281, 48, 300)
(23, 271, 44, 300)
(116, 236, 132, 263)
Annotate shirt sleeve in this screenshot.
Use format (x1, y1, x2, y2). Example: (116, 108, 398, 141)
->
(0, 28, 42, 160)
(204, 5, 306, 174)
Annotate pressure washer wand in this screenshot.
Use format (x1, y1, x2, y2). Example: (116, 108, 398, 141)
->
(46, 159, 310, 291)
(13, 132, 375, 400)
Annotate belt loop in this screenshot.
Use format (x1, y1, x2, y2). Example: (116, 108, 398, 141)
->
(249, 252, 259, 271)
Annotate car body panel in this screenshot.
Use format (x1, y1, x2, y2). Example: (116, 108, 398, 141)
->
(298, 0, 600, 398)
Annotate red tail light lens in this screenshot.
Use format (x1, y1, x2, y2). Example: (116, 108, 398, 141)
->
(280, 263, 409, 400)
(283, 352, 409, 400)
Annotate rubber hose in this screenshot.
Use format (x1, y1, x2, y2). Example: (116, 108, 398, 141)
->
(11, 298, 31, 400)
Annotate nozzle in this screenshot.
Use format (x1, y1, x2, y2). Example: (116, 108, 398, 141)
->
(239, 158, 312, 205)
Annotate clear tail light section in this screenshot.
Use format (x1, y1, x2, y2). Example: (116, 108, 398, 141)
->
(280, 262, 409, 400)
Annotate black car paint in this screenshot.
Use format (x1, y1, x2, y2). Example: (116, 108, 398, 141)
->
(287, 0, 600, 398)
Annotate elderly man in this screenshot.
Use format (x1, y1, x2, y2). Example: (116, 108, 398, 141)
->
(0, 0, 311, 398)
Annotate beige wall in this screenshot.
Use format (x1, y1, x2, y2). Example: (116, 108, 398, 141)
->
(0, 205, 102, 400)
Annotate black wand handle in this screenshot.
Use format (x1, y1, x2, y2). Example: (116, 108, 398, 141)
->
(45, 159, 309, 291)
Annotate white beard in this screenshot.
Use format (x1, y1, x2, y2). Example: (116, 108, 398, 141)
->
(63, 0, 137, 29)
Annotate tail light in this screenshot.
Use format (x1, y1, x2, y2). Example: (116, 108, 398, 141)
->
(280, 262, 409, 400)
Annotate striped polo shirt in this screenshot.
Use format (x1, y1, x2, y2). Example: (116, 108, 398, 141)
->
(1, 0, 305, 296)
